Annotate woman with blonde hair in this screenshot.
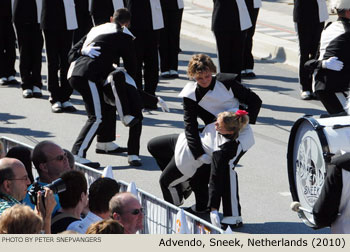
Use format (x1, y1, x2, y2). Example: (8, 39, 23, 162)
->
(0, 204, 43, 234)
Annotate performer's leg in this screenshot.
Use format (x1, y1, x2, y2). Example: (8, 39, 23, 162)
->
(316, 90, 346, 115)
(147, 134, 178, 171)
(190, 164, 211, 211)
(159, 157, 189, 206)
(70, 77, 104, 157)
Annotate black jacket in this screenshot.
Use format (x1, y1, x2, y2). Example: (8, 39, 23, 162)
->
(12, 0, 38, 24)
(68, 23, 136, 84)
(304, 19, 350, 92)
(41, 0, 69, 30)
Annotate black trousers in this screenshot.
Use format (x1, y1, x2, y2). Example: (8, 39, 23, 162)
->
(133, 30, 160, 97)
(159, 8, 183, 72)
(43, 29, 73, 103)
(14, 22, 43, 90)
(242, 8, 259, 70)
(316, 90, 348, 115)
(214, 30, 247, 81)
(103, 72, 143, 156)
(69, 76, 116, 157)
(296, 22, 324, 92)
(0, 17, 16, 78)
(148, 134, 210, 210)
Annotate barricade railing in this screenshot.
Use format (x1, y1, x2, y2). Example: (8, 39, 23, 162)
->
(0, 136, 224, 234)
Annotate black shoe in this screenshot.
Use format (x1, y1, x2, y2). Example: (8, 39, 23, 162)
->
(184, 205, 210, 215)
(62, 101, 77, 112)
(96, 147, 128, 154)
(128, 160, 142, 166)
(51, 102, 63, 113)
(245, 72, 256, 78)
(221, 222, 243, 229)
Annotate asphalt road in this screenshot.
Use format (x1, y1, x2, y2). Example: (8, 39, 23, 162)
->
(0, 34, 330, 234)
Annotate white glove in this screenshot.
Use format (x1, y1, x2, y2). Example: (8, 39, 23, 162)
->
(198, 154, 211, 164)
(157, 97, 170, 112)
(210, 210, 221, 228)
(322, 56, 343, 71)
(81, 42, 101, 58)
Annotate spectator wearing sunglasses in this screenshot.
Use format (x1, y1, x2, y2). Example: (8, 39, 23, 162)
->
(0, 158, 31, 215)
(23, 141, 71, 214)
(109, 192, 143, 234)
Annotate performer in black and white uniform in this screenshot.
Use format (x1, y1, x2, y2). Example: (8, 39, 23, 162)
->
(159, 0, 184, 78)
(313, 152, 350, 233)
(148, 110, 254, 212)
(212, 0, 252, 80)
(304, 0, 350, 115)
(90, 0, 124, 26)
(208, 110, 250, 228)
(125, 0, 164, 108)
(294, 0, 328, 100)
(12, 0, 44, 98)
(241, 0, 261, 78)
(41, 0, 77, 113)
(0, 0, 17, 85)
(67, 8, 135, 167)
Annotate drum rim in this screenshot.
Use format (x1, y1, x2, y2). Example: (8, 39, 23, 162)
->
(287, 116, 331, 228)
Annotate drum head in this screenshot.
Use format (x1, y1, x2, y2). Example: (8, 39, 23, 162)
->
(287, 117, 328, 227)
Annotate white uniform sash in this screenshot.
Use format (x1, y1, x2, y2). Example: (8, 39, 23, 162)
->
(35, 0, 42, 24)
(112, 0, 124, 10)
(82, 22, 117, 48)
(236, 0, 252, 31)
(63, 0, 78, 30)
(177, 0, 184, 9)
(317, 0, 329, 23)
(149, 0, 164, 30)
(253, 0, 262, 8)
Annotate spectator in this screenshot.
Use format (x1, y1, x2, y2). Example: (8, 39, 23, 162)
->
(23, 140, 70, 214)
(0, 158, 30, 215)
(109, 192, 143, 234)
(51, 170, 88, 234)
(63, 149, 75, 170)
(6, 146, 34, 183)
(67, 177, 120, 233)
(0, 205, 43, 234)
(86, 219, 124, 234)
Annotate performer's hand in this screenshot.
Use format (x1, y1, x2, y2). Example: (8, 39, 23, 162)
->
(198, 154, 211, 164)
(210, 210, 221, 228)
(81, 42, 101, 58)
(322, 56, 343, 71)
(157, 97, 170, 112)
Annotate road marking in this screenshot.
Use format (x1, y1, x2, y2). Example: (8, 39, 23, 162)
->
(279, 192, 291, 197)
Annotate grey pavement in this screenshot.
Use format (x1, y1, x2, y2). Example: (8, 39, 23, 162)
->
(0, 3, 334, 233)
(182, 0, 337, 68)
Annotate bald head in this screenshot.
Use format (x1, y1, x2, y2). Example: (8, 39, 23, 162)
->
(0, 158, 30, 201)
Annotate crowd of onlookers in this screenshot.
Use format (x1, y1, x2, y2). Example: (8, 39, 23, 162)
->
(0, 140, 143, 234)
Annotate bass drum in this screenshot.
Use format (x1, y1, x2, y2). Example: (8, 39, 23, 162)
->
(287, 115, 350, 227)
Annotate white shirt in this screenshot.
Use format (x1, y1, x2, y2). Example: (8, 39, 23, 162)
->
(67, 211, 102, 234)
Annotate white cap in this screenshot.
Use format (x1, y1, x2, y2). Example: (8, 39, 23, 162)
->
(331, 0, 350, 9)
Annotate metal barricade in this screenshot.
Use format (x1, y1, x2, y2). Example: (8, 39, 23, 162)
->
(0, 136, 224, 234)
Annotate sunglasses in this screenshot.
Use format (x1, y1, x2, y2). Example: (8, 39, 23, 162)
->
(46, 152, 67, 162)
(128, 208, 143, 215)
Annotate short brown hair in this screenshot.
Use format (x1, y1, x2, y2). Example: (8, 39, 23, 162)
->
(187, 54, 217, 79)
(0, 205, 43, 234)
(86, 219, 124, 234)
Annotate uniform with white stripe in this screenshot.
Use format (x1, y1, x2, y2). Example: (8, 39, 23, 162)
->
(212, 0, 252, 79)
(305, 18, 350, 114)
(125, 0, 164, 106)
(68, 22, 136, 158)
(293, 0, 328, 94)
(41, 0, 77, 105)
